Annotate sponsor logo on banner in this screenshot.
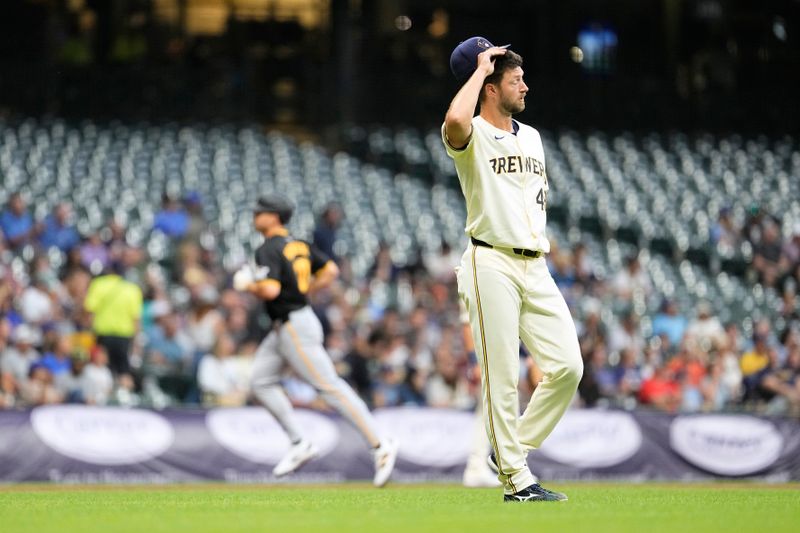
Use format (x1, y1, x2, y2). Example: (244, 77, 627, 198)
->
(374, 408, 474, 467)
(670, 415, 783, 476)
(538, 410, 642, 468)
(206, 407, 340, 464)
(30, 406, 174, 465)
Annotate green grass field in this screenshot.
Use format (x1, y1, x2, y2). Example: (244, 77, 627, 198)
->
(1, 483, 798, 533)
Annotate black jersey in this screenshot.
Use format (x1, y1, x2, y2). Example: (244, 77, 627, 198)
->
(253, 230, 331, 321)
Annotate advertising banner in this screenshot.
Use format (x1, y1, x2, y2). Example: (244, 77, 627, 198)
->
(0, 407, 798, 483)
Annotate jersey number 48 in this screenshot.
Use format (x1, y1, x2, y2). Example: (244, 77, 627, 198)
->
(536, 188, 547, 211)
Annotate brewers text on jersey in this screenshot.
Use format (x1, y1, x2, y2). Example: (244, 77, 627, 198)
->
(488, 155, 545, 176)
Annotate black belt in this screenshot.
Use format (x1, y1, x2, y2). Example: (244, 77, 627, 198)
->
(270, 305, 307, 329)
(471, 236, 543, 258)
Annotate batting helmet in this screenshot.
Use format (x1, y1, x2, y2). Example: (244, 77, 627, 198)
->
(254, 195, 294, 224)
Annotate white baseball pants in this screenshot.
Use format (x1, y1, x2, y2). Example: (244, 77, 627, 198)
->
(457, 243, 583, 494)
(251, 306, 382, 449)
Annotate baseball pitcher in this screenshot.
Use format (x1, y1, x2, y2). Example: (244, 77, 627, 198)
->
(443, 37, 583, 502)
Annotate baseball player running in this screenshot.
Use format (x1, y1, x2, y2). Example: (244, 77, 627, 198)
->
(443, 37, 583, 502)
(233, 195, 398, 487)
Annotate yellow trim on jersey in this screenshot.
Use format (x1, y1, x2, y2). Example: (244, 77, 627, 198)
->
(267, 227, 289, 237)
(471, 245, 516, 493)
(282, 240, 310, 261)
(313, 260, 336, 275)
(282, 241, 312, 294)
(284, 322, 381, 448)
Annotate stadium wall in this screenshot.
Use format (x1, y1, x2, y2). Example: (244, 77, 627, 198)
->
(1, 406, 798, 483)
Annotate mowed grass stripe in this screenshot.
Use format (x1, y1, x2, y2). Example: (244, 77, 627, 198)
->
(0, 484, 798, 533)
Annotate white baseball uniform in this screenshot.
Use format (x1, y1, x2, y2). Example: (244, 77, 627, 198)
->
(443, 115, 583, 494)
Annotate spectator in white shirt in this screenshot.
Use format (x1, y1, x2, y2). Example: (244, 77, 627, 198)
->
(686, 301, 726, 351)
(1, 325, 41, 387)
(612, 255, 652, 301)
(608, 312, 645, 358)
(81, 346, 114, 405)
(20, 363, 63, 406)
(198, 333, 248, 406)
(425, 347, 474, 410)
(423, 239, 461, 284)
(18, 274, 55, 325)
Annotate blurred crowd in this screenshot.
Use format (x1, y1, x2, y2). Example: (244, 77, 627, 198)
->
(712, 205, 800, 289)
(1, 191, 799, 417)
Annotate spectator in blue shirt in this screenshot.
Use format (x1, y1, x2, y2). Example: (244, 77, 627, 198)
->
(144, 306, 194, 377)
(39, 335, 73, 378)
(153, 194, 189, 239)
(313, 203, 342, 262)
(38, 203, 81, 253)
(0, 193, 35, 249)
(398, 367, 427, 406)
(652, 299, 688, 349)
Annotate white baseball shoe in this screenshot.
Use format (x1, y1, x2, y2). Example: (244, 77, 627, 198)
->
(372, 439, 398, 488)
(272, 439, 319, 477)
(462, 461, 502, 488)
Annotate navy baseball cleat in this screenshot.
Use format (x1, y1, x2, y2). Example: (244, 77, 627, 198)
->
(504, 483, 569, 502)
(489, 453, 568, 502)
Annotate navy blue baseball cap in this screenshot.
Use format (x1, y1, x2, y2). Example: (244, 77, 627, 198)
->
(449, 36, 510, 82)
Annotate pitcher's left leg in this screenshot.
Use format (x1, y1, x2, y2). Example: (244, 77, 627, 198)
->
(517, 258, 583, 450)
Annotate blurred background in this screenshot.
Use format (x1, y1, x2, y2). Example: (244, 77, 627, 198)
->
(1, 0, 799, 129)
(0, 0, 799, 424)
